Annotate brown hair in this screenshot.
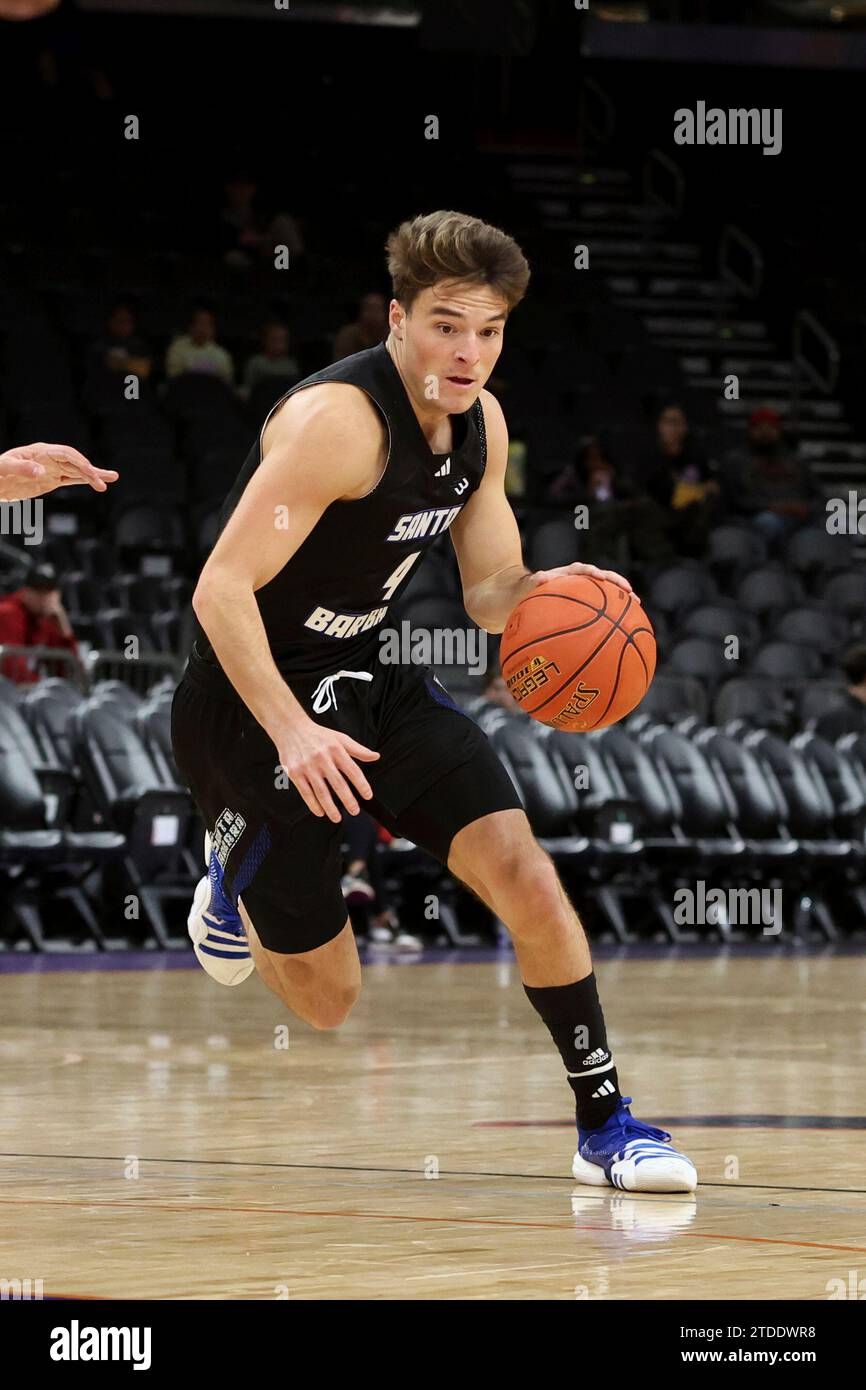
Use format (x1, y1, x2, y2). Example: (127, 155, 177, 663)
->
(385, 210, 530, 314)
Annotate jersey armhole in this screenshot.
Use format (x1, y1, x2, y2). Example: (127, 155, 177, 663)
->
(257, 381, 392, 504)
(474, 395, 489, 470)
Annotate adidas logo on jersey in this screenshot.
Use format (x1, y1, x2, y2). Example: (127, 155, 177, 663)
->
(433, 457, 451, 477)
(583, 1048, 611, 1068)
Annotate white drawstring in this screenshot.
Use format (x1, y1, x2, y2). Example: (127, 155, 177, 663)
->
(310, 668, 373, 714)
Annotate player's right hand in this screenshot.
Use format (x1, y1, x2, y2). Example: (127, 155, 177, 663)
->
(276, 720, 380, 822)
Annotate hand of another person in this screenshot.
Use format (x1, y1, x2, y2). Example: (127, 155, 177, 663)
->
(0, 444, 118, 501)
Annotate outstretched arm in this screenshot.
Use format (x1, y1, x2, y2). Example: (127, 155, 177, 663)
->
(0, 443, 118, 501)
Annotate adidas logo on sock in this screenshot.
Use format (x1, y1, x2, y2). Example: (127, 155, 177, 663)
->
(591, 1079, 617, 1099)
(433, 456, 451, 477)
(583, 1048, 610, 1067)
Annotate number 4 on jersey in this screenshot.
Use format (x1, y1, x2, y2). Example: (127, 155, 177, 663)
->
(382, 550, 422, 601)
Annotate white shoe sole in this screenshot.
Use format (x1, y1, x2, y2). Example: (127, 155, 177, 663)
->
(572, 1148, 698, 1193)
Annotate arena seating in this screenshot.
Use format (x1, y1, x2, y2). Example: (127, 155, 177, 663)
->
(1, 194, 864, 949)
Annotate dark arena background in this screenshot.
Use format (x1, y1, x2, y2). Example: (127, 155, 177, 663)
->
(1, 0, 865, 1337)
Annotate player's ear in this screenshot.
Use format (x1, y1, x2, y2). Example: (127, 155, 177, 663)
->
(389, 298, 405, 336)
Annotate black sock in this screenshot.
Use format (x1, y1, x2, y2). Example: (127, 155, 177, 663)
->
(523, 972, 621, 1130)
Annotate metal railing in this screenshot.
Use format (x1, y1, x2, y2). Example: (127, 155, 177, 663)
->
(580, 77, 616, 146)
(0, 645, 86, 689)
(791, 309, 840, 441)
(0, 644, 181, 694)
(715, 224, 764, 343)
(718, 224, 763, 300)
(84, 650, 181, 693)
(643, 148, 685, 218)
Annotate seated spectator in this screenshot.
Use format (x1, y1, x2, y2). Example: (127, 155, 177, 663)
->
(332, 292, 388, 362)
(88, 302, 152, 380)
(218, 172, 306, 271)
(721, 406, 817, 548)
(165, 306, 234, 385)
(0, 562, 79, 684)
(465, 667, 521, 728)
(814, 644, 866, 741)
(546, 437, 675, 566)
(218, 172, 264, 269)
(639, 402, 720, 556)
(341, 807, 422, 950)
(241, 321, 299, 399)
(479, 669, 517, 714)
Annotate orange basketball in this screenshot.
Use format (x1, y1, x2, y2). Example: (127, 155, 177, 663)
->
(499, 574, 656, 731)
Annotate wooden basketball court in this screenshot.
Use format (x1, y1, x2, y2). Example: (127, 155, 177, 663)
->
(1, 948, 863, 1300)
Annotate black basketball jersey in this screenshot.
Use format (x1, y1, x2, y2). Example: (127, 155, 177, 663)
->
(187, 340, 488, 694)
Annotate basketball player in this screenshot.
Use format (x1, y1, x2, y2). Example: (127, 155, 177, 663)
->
(171, 211, 697, 1194)
(0, 443, 118, 499)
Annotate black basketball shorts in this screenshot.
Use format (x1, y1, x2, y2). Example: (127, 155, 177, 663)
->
(170, 658, 523, 954)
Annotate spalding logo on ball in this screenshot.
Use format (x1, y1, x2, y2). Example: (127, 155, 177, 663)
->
(500, 574, 656, 732)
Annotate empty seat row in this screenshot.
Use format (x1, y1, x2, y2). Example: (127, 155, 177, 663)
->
(473, 713, 866, 942)
(648, 561, 866, 618)
(0, 676, 193, 950)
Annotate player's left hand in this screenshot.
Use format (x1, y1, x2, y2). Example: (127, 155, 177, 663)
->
(0, 443, 119, 502)
(529, 562, 633, 593)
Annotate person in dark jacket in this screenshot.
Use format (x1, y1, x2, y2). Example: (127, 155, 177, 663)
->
(639, 402, 720, 556)
(814, 644, 866, 741)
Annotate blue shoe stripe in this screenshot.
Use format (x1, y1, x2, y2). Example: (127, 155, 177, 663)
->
(199, 942, 252, 961)
(202, 916, 244, 938)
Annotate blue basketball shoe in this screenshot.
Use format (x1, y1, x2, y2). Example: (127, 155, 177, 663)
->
(187, 833, 254, 986)
(572, 1096, 697, 1193)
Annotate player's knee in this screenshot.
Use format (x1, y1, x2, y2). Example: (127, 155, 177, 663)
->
(304, 981, 362, 1031)
(489, 843, 560, 908)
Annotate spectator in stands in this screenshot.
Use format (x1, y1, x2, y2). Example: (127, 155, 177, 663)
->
(267, 208, 305, 265)
(0, 561, 78, 684)
(332, 292, 388, 362)
(88, 302, 152, 380)
(341, 807, 422, 950)
(480, 668, 516, 714)
(241, 321, 299, 400)
(813, 644, 866, 741)
(721, 406, 817, 548)
(165, 306, 234, 385)
(546, 436, 675, 566)
(218, 173, 305, 271)
(218, 172, 264, 269)
(640, 402, 719, 557)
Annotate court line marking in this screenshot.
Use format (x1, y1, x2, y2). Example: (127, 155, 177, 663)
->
(7, 1163, 866, 1221)
(1, 1152, 865, 1197)
(0, 1195, 862, 1253)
